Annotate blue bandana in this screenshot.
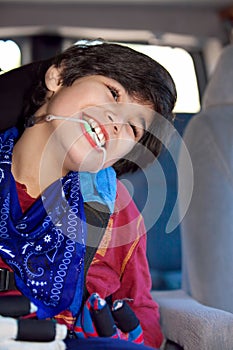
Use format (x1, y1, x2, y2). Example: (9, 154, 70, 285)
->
(0, 127, 86, 319)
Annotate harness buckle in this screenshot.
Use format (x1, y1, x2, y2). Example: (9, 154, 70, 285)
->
(0, 268, 10, 292)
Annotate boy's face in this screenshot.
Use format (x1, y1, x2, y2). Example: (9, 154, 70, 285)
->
(38, 68, 154, 173)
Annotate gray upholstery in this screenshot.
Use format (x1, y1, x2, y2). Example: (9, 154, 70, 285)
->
(153, 290, 233, 350)
(153, 44, 233, 350)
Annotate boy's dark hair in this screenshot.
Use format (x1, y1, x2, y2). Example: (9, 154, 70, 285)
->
(25, 42, 177, 176)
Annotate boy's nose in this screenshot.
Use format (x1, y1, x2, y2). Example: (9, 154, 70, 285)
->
(107, 113, 123, 135)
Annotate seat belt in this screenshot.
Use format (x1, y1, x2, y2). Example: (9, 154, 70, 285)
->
(83, 201, 111, 302)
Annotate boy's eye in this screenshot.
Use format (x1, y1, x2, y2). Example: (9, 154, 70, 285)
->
(129, 123, 139, 138)
(107, 85, 119, 102)
(129, 122, 145, 140)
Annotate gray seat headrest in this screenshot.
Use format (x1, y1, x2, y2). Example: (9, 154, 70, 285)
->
(202, 44, 233, 110)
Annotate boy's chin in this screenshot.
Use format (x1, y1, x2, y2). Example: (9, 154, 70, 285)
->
(76, 160, 105, 173)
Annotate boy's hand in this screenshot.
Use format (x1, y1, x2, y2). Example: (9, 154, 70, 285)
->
(74, 293, 144, 344)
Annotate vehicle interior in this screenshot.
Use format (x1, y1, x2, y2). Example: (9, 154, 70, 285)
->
(1, 0, 233, 349)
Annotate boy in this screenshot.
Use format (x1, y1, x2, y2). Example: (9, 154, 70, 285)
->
(0, 41, 177, 349)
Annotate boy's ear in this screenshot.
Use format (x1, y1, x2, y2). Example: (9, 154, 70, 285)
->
(45, 65, 62, 92)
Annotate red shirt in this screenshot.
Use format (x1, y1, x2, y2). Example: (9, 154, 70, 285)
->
(0, 180, 163, 348)
(87, 180, 163, 348)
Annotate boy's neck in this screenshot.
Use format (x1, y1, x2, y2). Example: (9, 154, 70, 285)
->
(12, 124, 65, 198)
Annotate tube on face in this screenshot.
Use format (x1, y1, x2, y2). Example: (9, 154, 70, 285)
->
(45, 114, 107, 169)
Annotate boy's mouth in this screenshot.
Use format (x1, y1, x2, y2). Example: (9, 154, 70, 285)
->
(83, 116, 106, 147)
